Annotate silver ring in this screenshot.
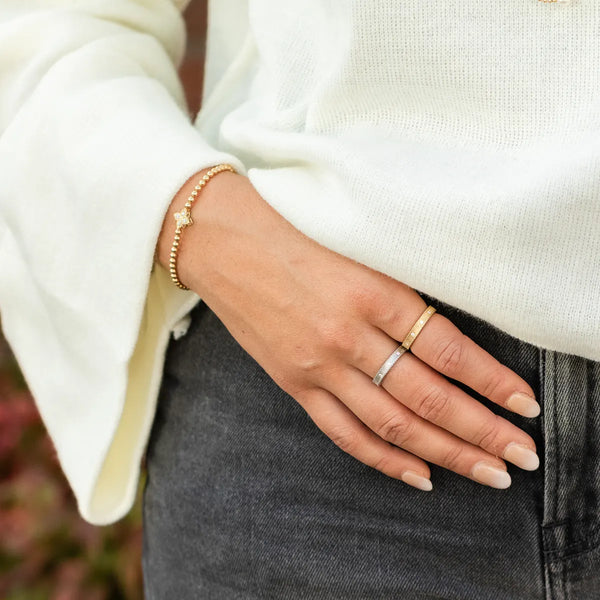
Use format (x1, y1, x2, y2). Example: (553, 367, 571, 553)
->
(372, 344, 408, 386)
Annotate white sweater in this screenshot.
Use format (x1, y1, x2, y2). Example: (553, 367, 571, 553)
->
(0, 0, 598, 525)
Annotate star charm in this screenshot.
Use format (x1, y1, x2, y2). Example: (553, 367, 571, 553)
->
(174, 207, 192, 228)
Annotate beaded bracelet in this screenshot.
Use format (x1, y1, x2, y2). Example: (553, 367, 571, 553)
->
(169, 163, 237, 290)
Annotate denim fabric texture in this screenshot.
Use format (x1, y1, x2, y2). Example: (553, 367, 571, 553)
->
(141, 291, 600, 599)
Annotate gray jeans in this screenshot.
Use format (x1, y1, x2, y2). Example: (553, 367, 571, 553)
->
(141, 291, 600, 599)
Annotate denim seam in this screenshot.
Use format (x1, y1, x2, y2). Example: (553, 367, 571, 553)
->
(544, 514, 599, 528)
(553, 353, 560, 529)
(538, 347, 552, 600)
(542, 520, 600, 560)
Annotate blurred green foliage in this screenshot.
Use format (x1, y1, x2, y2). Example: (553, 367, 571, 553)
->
(0, 337, 145, 600)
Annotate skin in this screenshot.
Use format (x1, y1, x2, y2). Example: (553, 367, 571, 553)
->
(155, 167, 541, 492)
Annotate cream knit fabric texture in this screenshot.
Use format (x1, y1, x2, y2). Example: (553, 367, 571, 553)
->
(0, 0, 598, 525)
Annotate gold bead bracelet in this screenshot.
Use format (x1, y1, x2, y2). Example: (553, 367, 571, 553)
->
(169, 163, 236, 290)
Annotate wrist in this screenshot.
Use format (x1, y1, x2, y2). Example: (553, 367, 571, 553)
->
(155, 166, 246, 289)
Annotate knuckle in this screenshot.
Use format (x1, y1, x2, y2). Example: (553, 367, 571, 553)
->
(432, 335, 466, 375)
(290, 343, 338, 381)
(295, 350, 327, 376)
(377, 411, 416, 446)
(328, 425, 360, 455)
(348, 285, 382, 316)
(316, 318, 359, 359)
(367, 298, 402, 328)
(413, 385, 452, 423)
(347, 341, 371, 370)
(481, 367, 506, 399)
(473, 415, 502, 451)
(372, 453, 393, 474)
(441, 442, 465, 471)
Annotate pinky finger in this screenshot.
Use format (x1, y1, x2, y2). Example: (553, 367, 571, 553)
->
(298, 387, 434, 492)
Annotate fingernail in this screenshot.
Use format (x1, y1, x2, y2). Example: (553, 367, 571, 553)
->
(402, 470, 433, 491)
(506, 392, 541, 418)
(502, 442, 540, 471)
(471, 461, 512, 489)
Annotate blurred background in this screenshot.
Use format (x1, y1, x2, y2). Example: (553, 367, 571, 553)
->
(0, 1, 207, 598)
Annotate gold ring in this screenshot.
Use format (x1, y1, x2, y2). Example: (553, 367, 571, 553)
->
(401, 305, 436, 350)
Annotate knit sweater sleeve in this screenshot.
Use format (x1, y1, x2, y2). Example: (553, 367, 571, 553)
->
(0, 0, 247, 525)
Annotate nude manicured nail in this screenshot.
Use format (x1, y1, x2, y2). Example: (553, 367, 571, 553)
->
(402, 470, 433, 491)
(506, 392, 541, 418)
(502, 442, 540, 471)
(471, 461, 512, 489)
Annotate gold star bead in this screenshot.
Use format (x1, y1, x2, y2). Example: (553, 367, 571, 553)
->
(174, 207, 192, 229)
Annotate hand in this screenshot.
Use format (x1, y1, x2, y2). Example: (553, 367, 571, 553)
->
(156, 169, 540, 491)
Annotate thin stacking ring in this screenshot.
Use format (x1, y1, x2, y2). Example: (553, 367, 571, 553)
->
(401, 305, 436, 350)
(372, 345, 408, 386)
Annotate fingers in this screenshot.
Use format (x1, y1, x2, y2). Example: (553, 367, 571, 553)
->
(365, 291, 541, 418)
(295, 387, 433, 491)
(323, 365, 515, 489)
(348, 327, 540, 472)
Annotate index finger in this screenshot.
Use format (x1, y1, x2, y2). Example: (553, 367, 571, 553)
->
(375, 296, 541, 418)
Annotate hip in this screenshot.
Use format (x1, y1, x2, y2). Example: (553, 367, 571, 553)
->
(142, 291, 600, 599)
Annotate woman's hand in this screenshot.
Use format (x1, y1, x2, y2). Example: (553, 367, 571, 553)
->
(156, 169, 541, 492)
